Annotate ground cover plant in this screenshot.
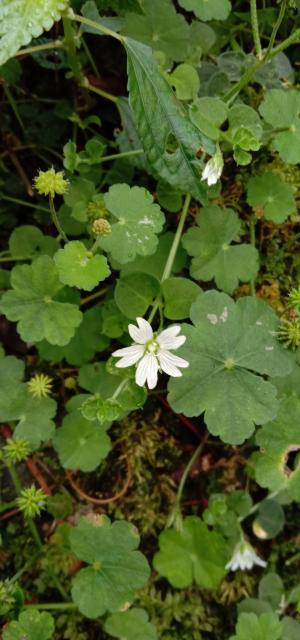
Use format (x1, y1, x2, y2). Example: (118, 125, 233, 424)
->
(0, 0, 300, 638)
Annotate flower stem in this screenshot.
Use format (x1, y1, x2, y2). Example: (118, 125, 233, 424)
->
(80, 77, 119, 104)
(49, 196, 68, 243)
(98, 149, 144, 163)
(1, 195, 50, 213)
(169, 434, 208, 527)
(80, 285, 111, 306)
(264, 0, 288, 60)
(250, 0, 263, 59)
(249, 217, 256, 297)
(69, 10, 123, 42)
(112, 378, 128, 400)
(148, 193, 191, 324)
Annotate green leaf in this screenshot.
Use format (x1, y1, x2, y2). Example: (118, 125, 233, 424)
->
(14, 393, 56, 449)
(0, 0, 68, 66)
(253, 499, 285, 539)
(182, 205, 259, 293)
(0, 355, 26, 421)
(190, 97, 228, 141)
(259, 89, 300, 164)
(122, 0, 190, 62)
(54, 241, 110, 291)
(99, 184, 164, 264)
(282, 617, 300, 640)
(162, 277, 201, 320)
(258, 573, 284, 610)
(9, 225, 58, 259)
(105, 609, 157, 640)
(3, 609, 54, 640)
(64, 177, 96, 222)
(178, 0, 231, 21)
(115, 232, 186, 279)
(38, 305, 109, 366)
(53, 412, 111, 472)
(229, 612, 282, 640)
(0, 256, 82, 345)
(169, 63, 200, 101)
(247, 172, 296, 223)
(0, 58, 22, 83)
(254, 396, 300, 501)
(153, 516, 228, 589)
(156, 181, 183, 212)
(115, 273, 159, 319)
(101, 298, 129, 338)
(125, 38, 214, 202)
(168, 291, 292, 444)
(70, 516, 150, 618)
(81, 396, 122, 424)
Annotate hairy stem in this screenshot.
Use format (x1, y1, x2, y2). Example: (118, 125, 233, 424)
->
(49, 196, 68, 243)
(250, 0, 263, 59)
(69, 10, 123, 42)
(264, 0, 288, 59)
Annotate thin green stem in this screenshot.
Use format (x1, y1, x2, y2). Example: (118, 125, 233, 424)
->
(3, 85, 25, 130)
(81, 37, 100, 78)
(49, 196, 68, 243)
(0, 255, 32, 263)
(270, 27, 300, 59)
(239, 489, 281, 523)
(99, 149, 144, 163)
(112, 378, 128, 400)
(24, 603, 77, 611)
(148, 193, 191, 324)
(249, 217, 256, 296)
(80, 77, 119, 104)
(264, 0, 288, 59)
(1, 195, 50, 213)
(15, 41, 63, 57)
(63, 17, 82, 81)
(80, 285, 111, 306)
(176, 437, 207, 507)
(250, 0, 263, 59)
(69, 10, 123, 42)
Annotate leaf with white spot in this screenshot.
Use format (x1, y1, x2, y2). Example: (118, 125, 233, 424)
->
(54, 241, 110, 291)
(168, 291, 293, 444)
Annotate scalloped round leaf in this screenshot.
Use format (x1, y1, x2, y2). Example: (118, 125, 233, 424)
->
(254, 396, 300, 501)
(114, 272, 159, 319)
(162, 277, 201, 319)
(190, 97, 228, 140)
(122, 0, 190, 62)
(0, 355, 27, 421)
(116, 232, 187, 280)
(168, 291, 292, 444)
(100, 184, 164, 264)
(182, 206, 259, 293)
(104, 609, 158, 640)
(70, 516, 150, 618)
(0, 256, 82, 345)
(247, 172, 296, 223)
(178, 0, 231, 21)
(0, 0, 68, 66)
(259, 89, 300, 164)
(229, 612, 282, 640)
(9, 225, 58, 258)
(153, 516, 229, 589)
(14, 393, 56, 449)
(54, 241, 110, 291)
(169, 63, 200, 101)
(3, 609, 55, 640)
(53, 412, 111, 472)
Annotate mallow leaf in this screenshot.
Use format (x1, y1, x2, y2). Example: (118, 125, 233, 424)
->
(259, 89, 300, 164)
(0, 0, 68, 66)
(254, 396, 300, 501)
(168, 291, 292, 444)
(189, 97, 228, 141)
(247, 172, 296, 223)
(162, 277, 201, 319)
(125, 38, 214, 203)
(229, 612, 282, 640)
(3, 609, 54, 640)
(0, 355, 26, 421)
(0, 256, 82, 345)
(70, 516, 150, 618)
(105, 609, 158, 640)
(122, 0, 190, 62)
(100, 184, 164, 264)
(9, 225, 58, 258)
(178, 0, 232, 21)
(115, 272, 159, 319)
(54, 241, 110, 291)
(182, 205, 259, 293)
(53, 412, 111, 472)
(153, 516, 228, 589)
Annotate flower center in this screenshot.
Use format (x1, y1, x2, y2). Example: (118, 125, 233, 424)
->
(145, 339, 159, 355)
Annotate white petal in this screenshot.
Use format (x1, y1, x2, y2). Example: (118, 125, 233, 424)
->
(128, 317, 153, 344)
(254, 556, 267, 568)
(158, 350, 189, 377)
(135, 353, 158, 388)
(145, 354, 158, 389)
(113, 345, 144, 366)
(157, 326, 186, 350)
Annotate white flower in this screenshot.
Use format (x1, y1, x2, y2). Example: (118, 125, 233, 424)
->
(201, 146, 224, 186)
(112, 317, 189, 390)
(226, 541, 267, 572)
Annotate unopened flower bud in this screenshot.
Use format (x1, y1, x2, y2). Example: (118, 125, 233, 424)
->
(87, 199, 107, 220)
(92, 218, 112, 237)
(34, 167, 69, 198)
